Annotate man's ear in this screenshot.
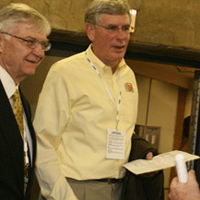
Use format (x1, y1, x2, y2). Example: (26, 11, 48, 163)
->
(85, 23, 95, 42)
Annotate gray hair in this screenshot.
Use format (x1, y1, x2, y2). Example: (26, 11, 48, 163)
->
(85, 0, 131, 25)
(0, 3, 51, 35)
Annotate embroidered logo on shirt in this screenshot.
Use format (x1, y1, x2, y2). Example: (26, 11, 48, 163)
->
(125, 83, 134, 92)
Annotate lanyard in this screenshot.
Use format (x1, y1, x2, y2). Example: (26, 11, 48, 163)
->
(23, 116, 30, 167)
(85, 52, 122, 129)
(24, 132, 29, 166)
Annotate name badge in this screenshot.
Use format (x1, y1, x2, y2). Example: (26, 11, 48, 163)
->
(106, 129, 125, 160)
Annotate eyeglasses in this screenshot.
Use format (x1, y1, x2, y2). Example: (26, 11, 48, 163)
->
(97, 24, 134, 34)
(0, 31, 51, 52)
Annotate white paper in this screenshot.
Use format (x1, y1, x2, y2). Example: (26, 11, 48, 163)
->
(106, 129, 125, 159)
(123, 150, 200, 175)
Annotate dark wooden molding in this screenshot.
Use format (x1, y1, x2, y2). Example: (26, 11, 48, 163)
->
(47, 29, 200, 69)
(127, 41, 200, 68)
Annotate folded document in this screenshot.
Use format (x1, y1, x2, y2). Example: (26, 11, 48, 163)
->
(123, 150, 199, 175)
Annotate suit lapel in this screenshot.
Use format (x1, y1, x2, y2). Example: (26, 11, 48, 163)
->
(19, 89, 37, 198)
(0, 81, 24, 174)
(20, 90, 36, 164)
(0, 81, 37, 198)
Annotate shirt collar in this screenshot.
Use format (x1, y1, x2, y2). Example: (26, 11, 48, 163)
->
(86, 44, 126, 73)
(0, 65, 18, 99)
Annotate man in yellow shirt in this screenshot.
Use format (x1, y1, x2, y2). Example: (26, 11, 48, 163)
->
(33, 0, 153, 199)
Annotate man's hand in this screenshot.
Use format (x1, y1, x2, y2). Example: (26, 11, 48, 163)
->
(141, 152, 157, 178)
(169, 170, 200, 200)
(146, 152, 153, 160)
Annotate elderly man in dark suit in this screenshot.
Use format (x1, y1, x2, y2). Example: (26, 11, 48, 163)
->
(0, 3, 51, 200)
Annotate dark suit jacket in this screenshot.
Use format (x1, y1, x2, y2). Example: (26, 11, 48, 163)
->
(0, 81, 36, 200)
(121, 135, 164, 200)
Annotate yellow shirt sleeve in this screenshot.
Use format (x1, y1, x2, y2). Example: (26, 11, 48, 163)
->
(34, 68, 78, 200)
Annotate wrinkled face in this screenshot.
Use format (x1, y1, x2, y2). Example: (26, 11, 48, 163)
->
(0, 22, 48, 84)
(86, 13, 131, 69)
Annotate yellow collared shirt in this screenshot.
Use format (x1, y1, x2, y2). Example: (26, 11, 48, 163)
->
(33, 45, 138, 200)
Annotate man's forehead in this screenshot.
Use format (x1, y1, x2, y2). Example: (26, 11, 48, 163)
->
(12, 22, 47, 39)
(99, 13, 130, 24)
